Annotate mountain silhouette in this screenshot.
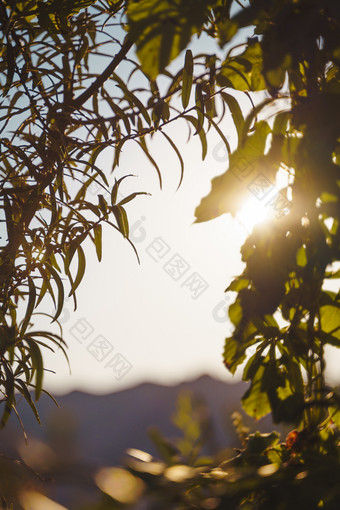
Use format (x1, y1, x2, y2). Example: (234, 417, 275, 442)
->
(0, 375, 281, 508)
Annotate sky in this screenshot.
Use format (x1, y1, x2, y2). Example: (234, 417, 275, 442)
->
(41, 112, 250, 394)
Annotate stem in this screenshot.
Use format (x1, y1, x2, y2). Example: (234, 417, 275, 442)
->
(72, 36, 134, 109)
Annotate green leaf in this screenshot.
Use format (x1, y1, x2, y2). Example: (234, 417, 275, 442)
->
(94, 224, 102, 262)
(207, 115, 231, 157)
(273, 111, 291, 136)
(25, 339, 44, 400)
(223, 336, 247, 375)
(3, 42, 15, 96)
(195, 121, 271, 222)
(217, 41, 265, 92)
(69, 246, 86, 297)
(246, 431, 279, 455)
(195, 83, 205, 133)
(127, 0, 215, 79)
(112, 205, 129, 238)
(36, 265, 56, 308)
(15, 380, 41, 425)
(44, 262, 65, 322)
(148, 426, 179, 464)
(21, 277, 36, 336)
(0, 363, 15, 428)
(226, 277, 250, 292)
(296, 245, 307, 267)
(320, 305, 340, 341)
(221, 92, 245, 142)
(118, 191, 150, 206)
(161, 131, 185, 189)
(184, 115, 207, 160)
(136, 140, 162, 188)
(182, 49, 193, 108)
(242, 363, 271, 420)
(216, 18, 238, 47)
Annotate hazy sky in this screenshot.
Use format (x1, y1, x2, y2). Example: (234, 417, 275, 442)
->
(42, 112, 249, 394)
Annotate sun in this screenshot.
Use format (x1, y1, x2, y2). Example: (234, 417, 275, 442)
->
(236, 196, 272, 233)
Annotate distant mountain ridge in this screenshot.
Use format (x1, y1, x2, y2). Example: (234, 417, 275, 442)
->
(0, 375, 278, 508)
(1, 375, 246, 465)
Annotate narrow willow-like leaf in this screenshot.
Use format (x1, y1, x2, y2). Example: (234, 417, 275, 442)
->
(69, 245, 86, 296)
(118, 191, 149, 206)
(135, 140, 162, 188)
(207, 115, 231, 157)
(221, 91, 245, 142)
(21, 277, 36, 336)
(36, 265, 56, 307)
(15, 380, 41, 425)
(94, 224, 102, 262)
(103, 90, 131, 134)
(44, 262, 64, 322)
(161, 130, 185, 189)
(112, 138, 127, 170)
(0, 363, 15, 428)
(184, 115, 207, 160)
(182, 49, 193, 108)
(25, 339, 44, 400)
(112, 205, 129, 238)
(111, 174, 133, 206)
(195, 82, 205, 134)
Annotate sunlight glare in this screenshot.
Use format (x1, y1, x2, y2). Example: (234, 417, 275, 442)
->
(236, 196, 272, 233)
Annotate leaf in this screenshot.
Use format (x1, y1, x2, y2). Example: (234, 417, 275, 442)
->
(195, 121, 271, 222)
(246, 431, 279, 455)
(241, 364, 271, 420)
(296, 245, 307, 267)
(161, 131, 185, 189)
(69, 246, 86, 297)
(116, 78, 151, 126)
(36, 265, 56, 307)
(184, 115, 207, 160)
(3, 41, 15, 97)
(93, 224, 102, 262)
(118, 191, 149, 206)
(148, 427, 179, 463)
(127, 0, 214, 78)
(221, 91, 245, 142)
(223, 336, 246, 374)
(182, 49, 193, 108)
(110, 174, 134, 205)
(0, 363, 15, 428)
(195, 83, 205, 133)
(25, 339, 44, 401)
(21, 277, 36, 336)
(320, 305, 340, 341)
(44, 262, 64, 322)
(135, 140, 162, 188)
(216, 18, 238, 47)
(112, 139, 127, 170)
(217, 41, 265, 92)
(273, 111, 291, 135)
(226, 277, 250, 292)
(112, 205, 129, 238)
(207, 115, 231, 157)
(15, 380, 41, 425)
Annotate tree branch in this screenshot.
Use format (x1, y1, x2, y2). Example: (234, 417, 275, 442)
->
(72, 36, 134, 109)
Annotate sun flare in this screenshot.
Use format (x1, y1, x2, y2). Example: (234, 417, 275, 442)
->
(236, 196, 272, 233)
